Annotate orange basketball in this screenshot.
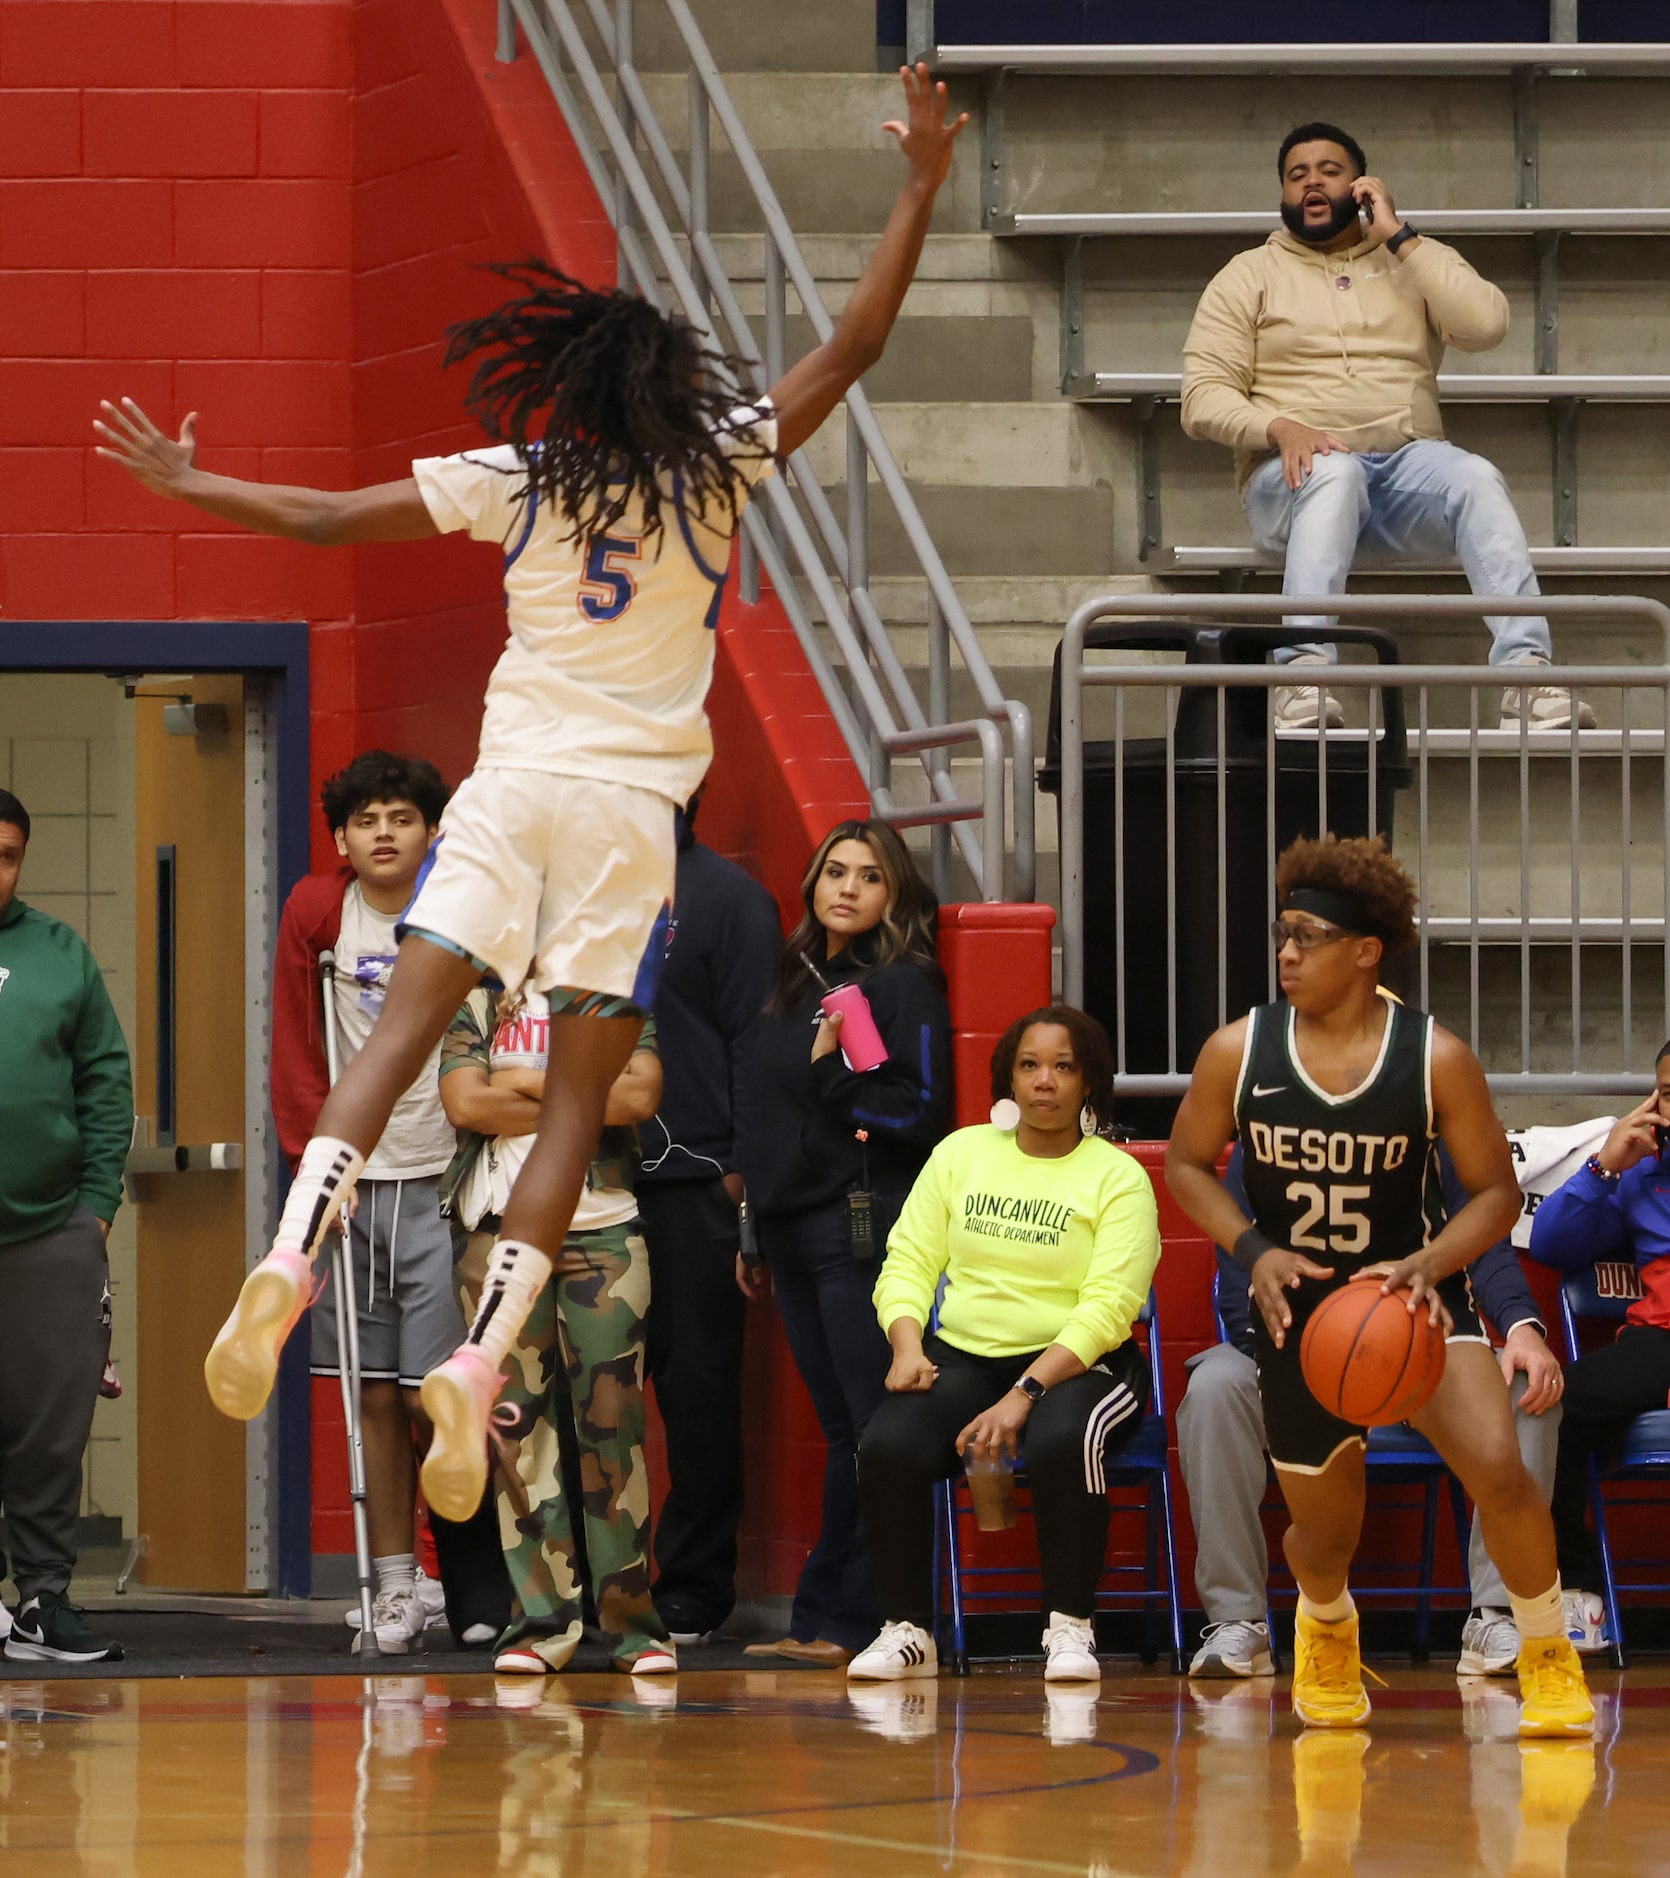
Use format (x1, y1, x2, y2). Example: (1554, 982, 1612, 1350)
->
(1299, 1282, 1447, 1426)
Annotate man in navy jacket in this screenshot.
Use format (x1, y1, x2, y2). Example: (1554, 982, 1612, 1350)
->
(1179, 1144, 1563, 1679)
(1529, 1061, 1670, 1651)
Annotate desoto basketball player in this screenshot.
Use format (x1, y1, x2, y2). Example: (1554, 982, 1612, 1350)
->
(95, 66, 969, 1592)
(1166, 834, 1592, 1735)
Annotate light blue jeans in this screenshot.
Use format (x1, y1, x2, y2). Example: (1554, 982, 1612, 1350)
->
(1242, 438, 1552, 667)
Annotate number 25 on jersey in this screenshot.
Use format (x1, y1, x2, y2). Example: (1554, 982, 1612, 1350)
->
(579, 533, 643, 622)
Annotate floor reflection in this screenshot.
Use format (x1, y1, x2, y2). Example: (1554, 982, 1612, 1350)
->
(0, 1662, 1657, 1876)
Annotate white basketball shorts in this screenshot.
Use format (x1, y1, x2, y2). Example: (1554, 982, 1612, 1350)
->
(400, 767, 674, 1007)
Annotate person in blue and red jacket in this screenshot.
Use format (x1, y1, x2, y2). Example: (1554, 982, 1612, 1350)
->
(273, 750, 507, 1653)
(1529, 1048, 1670, 1652)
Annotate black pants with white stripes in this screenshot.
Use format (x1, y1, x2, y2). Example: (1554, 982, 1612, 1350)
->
(857, 1333, 1149, 1628)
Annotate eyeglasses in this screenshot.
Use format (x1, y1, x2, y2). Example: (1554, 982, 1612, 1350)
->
(1270, 919, 1357, 953)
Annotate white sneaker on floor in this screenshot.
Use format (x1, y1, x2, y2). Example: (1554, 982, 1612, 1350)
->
(1499, 656, 1597, 731)
(1562, 1590, 1612, 1656)
(1458, 1608, 1520, 1678)
(847, 1620, 938, 1682)
(1189, 1619, 1275, 1679)
(0, 1600, 10, 1643)
(1273, 654, 1345, 732)
(494, 1629, 579, 1675)
(345, 1567, 448, 1632)
(353, 1588, 428, 1655)
(1042, 1612, 1100, 1684)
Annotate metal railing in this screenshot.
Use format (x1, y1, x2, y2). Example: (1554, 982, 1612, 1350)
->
(1054, 592, 1670, 1101)
(494, 0, 1034, 901)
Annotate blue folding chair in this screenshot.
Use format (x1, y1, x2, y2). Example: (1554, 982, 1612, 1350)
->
(1558, 1261, 1670, 1670)
(933, 1289, 1186, 1676)
(1210, 1272, 1469, 1662)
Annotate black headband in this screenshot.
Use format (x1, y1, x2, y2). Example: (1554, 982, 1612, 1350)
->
(1281, 886, 1374, 934)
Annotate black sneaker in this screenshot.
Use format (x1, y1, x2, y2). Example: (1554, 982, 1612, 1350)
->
(5, 1591, 124, 1664)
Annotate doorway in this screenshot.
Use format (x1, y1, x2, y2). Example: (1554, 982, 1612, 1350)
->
(0, 623, 310, 1594)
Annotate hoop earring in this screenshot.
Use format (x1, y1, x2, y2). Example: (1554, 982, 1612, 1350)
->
(990, 1098, 1021, 1132)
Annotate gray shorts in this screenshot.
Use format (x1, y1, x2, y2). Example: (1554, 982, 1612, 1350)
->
(310, 1176, 465, 1388)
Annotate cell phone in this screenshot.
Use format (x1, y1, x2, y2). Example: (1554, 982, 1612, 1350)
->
(738, 1197, 763, 1268)
(847, 1188, 876, 1264)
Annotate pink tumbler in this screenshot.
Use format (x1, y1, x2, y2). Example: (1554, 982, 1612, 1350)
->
(820, 983, 889, 1072)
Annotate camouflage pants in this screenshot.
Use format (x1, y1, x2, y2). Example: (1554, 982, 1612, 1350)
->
(459, 1220, 665, 1666)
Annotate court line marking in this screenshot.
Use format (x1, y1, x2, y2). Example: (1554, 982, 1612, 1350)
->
(696, 1817, 1144, 1873)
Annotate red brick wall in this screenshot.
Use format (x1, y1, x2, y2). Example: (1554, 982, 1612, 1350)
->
(0, 0, 356, 759)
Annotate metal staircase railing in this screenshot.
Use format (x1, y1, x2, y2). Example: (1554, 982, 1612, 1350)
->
(495, 0, 1036, 902)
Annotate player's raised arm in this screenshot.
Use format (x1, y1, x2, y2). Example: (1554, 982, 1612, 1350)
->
(767, 62, 967, 458)
(93, 398, 437, 545)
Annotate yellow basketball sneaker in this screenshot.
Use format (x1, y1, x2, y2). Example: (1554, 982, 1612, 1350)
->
(419, 1343, 506, 1522)
(203, 1248, 316, 1420)
(1291, 1608, 1376, 1728)
(1516, 1635, 1595, 1738)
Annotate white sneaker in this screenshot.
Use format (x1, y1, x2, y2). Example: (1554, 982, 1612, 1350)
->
(849, 1682, 939, 1742)
(354, 1587, 428, 1655)
(847, 1620, 938, 1682)
(1189, 1619, 1274, 1679)
(1273, 654, 1345, 732)
(344, 1566, 448, 1632)
(1562, 1590, 1612, 1656)
(1458, 1608, 1520, 1677)
(1042, 1611, 1100, 1684)
(1500, 656, 1596, 731)
(0, 1601, 11, 1643)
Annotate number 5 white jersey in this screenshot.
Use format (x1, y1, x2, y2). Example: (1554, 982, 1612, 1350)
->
(412, 403, 777, 806)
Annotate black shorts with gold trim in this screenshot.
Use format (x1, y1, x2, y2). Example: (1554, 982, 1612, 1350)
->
(1244, 1261, 1483, 1473)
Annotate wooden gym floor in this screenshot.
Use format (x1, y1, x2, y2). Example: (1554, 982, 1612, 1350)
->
(2, 1661, 1665, 1876)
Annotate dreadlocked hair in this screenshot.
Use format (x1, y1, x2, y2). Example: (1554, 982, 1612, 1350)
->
(444, 260, 771, 546)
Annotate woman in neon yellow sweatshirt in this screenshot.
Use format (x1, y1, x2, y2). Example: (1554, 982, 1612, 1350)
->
(850, 1006, 1161, 1687)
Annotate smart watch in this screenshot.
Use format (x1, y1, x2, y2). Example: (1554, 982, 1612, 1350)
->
(1012, 1375, 1048, 1404)
(1386, 222, 1420, 255)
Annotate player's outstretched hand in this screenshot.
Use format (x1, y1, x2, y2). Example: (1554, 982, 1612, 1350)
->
(94, 398, 199, 499)
(881, 60, 969, 192)
(1353, 1257, 1454, 1335)
(1251, 1246, 1335, 1348)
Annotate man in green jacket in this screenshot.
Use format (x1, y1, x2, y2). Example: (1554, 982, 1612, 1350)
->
(0, 787, 133, 1663)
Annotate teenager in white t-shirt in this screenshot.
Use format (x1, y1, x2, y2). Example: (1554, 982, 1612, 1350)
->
(269, 750, 507, 1653)
(97, 66, 971, 1613)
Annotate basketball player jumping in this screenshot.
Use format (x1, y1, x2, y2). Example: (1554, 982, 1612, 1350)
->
(95, 66, 969, 1546)
(1166, 834, 1592, 1735)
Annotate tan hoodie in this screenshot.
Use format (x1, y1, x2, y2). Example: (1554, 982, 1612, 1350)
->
(1180, 227, 1509, 492)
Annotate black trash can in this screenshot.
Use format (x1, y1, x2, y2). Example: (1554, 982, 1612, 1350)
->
(1041, 623, 1412, 1136)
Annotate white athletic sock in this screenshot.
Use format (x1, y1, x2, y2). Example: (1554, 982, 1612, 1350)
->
(374, 1553, 417, 1599)
(1299, 1589, 1356, 1626)
(465, 1238, 554, 1367)
(1509, 1578, 1565, 1643)
(275, 1136, 364, 1260)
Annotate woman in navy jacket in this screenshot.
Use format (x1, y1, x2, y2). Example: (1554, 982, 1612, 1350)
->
(735, 819, 950, 1663)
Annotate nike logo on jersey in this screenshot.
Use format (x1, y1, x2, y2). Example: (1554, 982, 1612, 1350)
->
(1250, 1083, 1286, 1098)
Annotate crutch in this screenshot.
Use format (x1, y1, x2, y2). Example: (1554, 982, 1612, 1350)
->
(320, 949, 380, 1658)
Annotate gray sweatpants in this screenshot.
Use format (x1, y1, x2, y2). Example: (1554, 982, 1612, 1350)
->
(1177, 1341, 1562, 1623)
(0, 1207, 110, 1599)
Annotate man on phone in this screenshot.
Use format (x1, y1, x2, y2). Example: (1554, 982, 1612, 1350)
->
(1527, 1054, 1670, 1654)
(1181, 121, 1590, 734)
